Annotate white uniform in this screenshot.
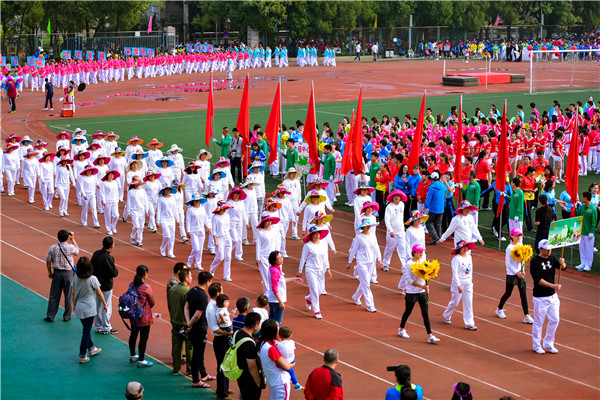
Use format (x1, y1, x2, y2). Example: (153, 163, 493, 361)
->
(298, 240, 329, 315)
(38, 161, 55, 210)
(204, 197, 219, 252)
(353, 195, 371, 232)
(255, 227, 282, 294)
(2, 152, 19, 196)
(182, 172, 203, 202)
(242, 187, 258, 244)
(226, 199, 247, 260)
(55, 164, 75, 216)
(301, 203, 325, 233)
(143, 180, 161, 231)
(274, 196, 294, 256)
(209, 212, 233, 280)
(128, 187, 148, 245)
(72, 160, 87, 205)
(101, 180, 119, 234)
(439, 213, 483, 245)
(443, 253, 475, 327)
(186, 205, 210, 269)
(108, 157, 127, 201)
(21, 157, 38, 203)
(383, 202, 407, 268)
(157, 194, 176, 257)
(283, 178, 301, 237)
(173, 189, 187, 239)
(348, 232, 381, 311)
(80, 174, 99, 227)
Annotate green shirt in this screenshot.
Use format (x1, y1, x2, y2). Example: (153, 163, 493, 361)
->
(167, 282, 189, 326)
(509, 188, 524, 219)
(258, 139, 268, 160)
(462, 181, 481, 206)
(368, 161, 380, 188)
(285, 147, 299, 169)
(577, 203, 598, 236)
(215, 135, 232, 158)
(320, 152, 336, 180)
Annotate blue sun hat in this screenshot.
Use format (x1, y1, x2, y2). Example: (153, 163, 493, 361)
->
(159, 183, 177, 195)
(156, 156, 174, 168)
(247, 161, 266, 173)
(209, 169, 224, 181)
(185, 192, 207, 205)
(132, 149, 149, 159)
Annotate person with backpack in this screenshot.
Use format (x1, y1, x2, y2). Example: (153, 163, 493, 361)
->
(230, 312, 264, 400)
(125, 265, 155, 367)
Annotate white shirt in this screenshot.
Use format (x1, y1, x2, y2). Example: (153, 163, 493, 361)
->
(211, 212, 230, 237)
(3, 152, 19, 171)
(505, 243, 521, 275)
(186, 205, 210, 233)
(451, 254, 473, 286)
(80, 174, 96, 196)
(243, 187, 258, 213)
(298, 240, 329, 274)
(103, 140, 118, 157)
(406, 226, 426, 257)
(302, 203, 325, 232)
(109, 157, 127, 179)
(56, 139, 70, 152)
(276, 339, 296, 364)
(404, 259, 426, 294)
(196, 160, 210, 184)
(143, 180, 161, 204)
(274, 196, 293, 222)
(182, 172, 203, 197)
(101, 180, 119, 203)
(256, 227, 281, 261)
(55, 165, 75, 187)
(283, 178, 301, 207)
(38, 161, 55, 182)
(440, 213, 482, 244)
(127, 187, 148, 212)
(385, 202, 406, 236)
(205, 299, 223, 336)
(226, 199, 247, 226)
(157, 195, 176, 223)
(348, 232, 381, 266)
(147, 149, 163, 167)
(21, 158, 38, 179)
(353, 195, 371, 228)
(248, 172, 265, 198)
(157, 166, 174, 187)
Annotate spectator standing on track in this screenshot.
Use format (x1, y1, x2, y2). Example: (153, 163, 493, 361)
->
(206, 282, 233, 398)
(43, 78, 54, 110)
(304, 348, 343, 400)
(232, 296, 251, 332)
(234, 312, 264, 400)
(168, 267, 193, 376)
(167, 262, 188, 293)
(384, 365, 423, 400)
(91, 236, 119, 335)
(184, 271, 215, 388)
(128, 265, 155, 368)
(6, 77, 18, 113)
(258, 319, 295, 400)
(45, 229, 79, 322)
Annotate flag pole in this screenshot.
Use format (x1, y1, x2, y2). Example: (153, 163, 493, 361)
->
(498, 98, 507, 251)
(279, 76, 283, 182)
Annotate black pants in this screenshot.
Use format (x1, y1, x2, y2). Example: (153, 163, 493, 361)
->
(8, 97, 16, 112)
(238, 376, 262, 400)
(525, 200, 534, 231)
(534, 230, 549, 255)
(498, 275, 529, 315)
(46, 269, 73, 320)
(230, 157, 243, 183)
(403, 200, 411, 222)
(190, 329, 208, 383)
(425, 212, 443, 242)
(400, 293, 432, 334)
(79, 316, 95, 357)
(354, 52, 361, 61)
(213, 335, 231, 397)
(45, 93, 53, 109)
(561, 209, 571, 220)
(129, 325, 151, 361)
(375, 190, 386, 220)
(442, 198, 455, 232)
(478, 179, 490, 208)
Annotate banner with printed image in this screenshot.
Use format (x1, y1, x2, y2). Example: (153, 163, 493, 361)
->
(547, 217, 583, 249)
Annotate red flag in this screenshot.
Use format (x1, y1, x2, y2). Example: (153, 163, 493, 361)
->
(407, 93, 427, 174)
(204, 72, 214, 148)
(351, 88, 364, 175)
(265, 81, 281, 165)
(495, 101, 509, 218)
(304, 82, 319, 174)
(236, 75, 250, 173)
(341, 109, 355, 175)
(565, 110, 580, 216)
(454, 96, 463, 200)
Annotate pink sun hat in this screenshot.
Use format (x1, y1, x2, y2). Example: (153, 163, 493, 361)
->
(387, 190, 408, 202)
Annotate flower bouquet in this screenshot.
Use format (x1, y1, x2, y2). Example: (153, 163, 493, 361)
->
(410, 260, 441, 303)
(510, 244, 533, 286)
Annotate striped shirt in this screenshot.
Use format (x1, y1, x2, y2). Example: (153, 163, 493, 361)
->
(46, 243, 79, 271)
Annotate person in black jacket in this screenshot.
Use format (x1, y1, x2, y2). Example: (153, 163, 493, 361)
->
(43, 78, 54, 110)
(91, 236, 119, 334)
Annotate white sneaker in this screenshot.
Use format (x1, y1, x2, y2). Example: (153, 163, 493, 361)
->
(499, 236, 507, 241)
(234, 257, 244, 261)
(575, 264, 585, 271)
(242, 240, 251, 245)
(533, 347, 545, 354)
(136, 242, 143, 247)
(43, 108, 48, 110)
(314, 312, 322, 320)
(443, 317, 451, 324)
(89, 346, 102, 356)
(543, 345, 558, 354)
(112, 229, 117, 233)
(352, 295, 362, 306)
(283, 254, 289, 258)
(496, 309, 507, 319)
(305, 297, 312, 311)
(168, 254, 176, 259)
(465, 325, 478, 331)
(383, 265, 389, 272)
(523, 315, 534, 324)
(371, 280, 378, 284)
(366, 307, 377, 313)
(427, 335, 440, 344)
(398, 329, 410, 338)
(161, 251, 166, 257)
(130, 238, 136, 245)
(223, 278, 232, 282)
(107, 231, 113, 236)
(583, 266, 592, 272)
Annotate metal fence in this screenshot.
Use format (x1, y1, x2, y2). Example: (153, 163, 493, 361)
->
(61, 34, 178, 54)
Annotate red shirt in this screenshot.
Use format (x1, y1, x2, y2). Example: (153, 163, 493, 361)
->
(517, 163, 530, 177)
(416, 180, 431, 203)
(507, 139, 520, 158)
(522, 137, 536, 154)
(460, 165, 475, 183)
(7, 82, 17, 98)
(475, 160, 492, 180)
(304, 365, 344, 400)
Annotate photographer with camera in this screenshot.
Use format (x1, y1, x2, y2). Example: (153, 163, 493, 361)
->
(45, 230, 79, 322)
(167, 267, 193, 376)
(384, 365, 423, 400)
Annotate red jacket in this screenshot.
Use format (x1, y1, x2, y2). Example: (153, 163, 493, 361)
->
(304, 365, 343, 400)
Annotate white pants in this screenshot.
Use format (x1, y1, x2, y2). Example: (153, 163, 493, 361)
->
(280, 57, 288, 68)
(383, 233, 407, 267)
(5, 168, 17, 195)
(532, 294, 560, 349)
(104, 201, 119, 233)
(279, 220, 289, 256)
(210, 236, 232, 280)
(230, 222, 244, 259)
(130, 210, 145, 244)
(117, 176, 125, 201)
(243, 212, 259, 243)
(305, 269, 324, 314)
(269, 381, 291, 400)
(443, 280, 474, 326)
(579, 235, 594, 268)
(23, 173, 36, 202)
(175, 207, 186, 238)
(147, 202, 157, 230)
(325, 179, 335, 204)
(81, 195, 99, 226)
(75, 179, 83, 205)
(290, 212, 299, 238)
(269, 159, 279, 175)
(160, 219, 176, 257)
(353, 264, 375, 310)
(345, 173, 357, 204)
(56, 185, 70, 214)
(96, 186, 104, 214)
(94, 289, 113, 331)
(508, 219, 523, 240)
(258, 258, 271, 294)
(40, 180, 54, 209)
(187, 231, 206, 269)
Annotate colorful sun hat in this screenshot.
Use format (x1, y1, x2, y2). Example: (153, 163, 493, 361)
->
(247, 161, 265, 173)
(455, 200, 479, 214)
(111, 147, 126, 156)
(451, 240, 477, 255)
(353, 182, 375, 195)
(132, 149, 149, 159)
(143, 169, 161, 181)
(127, 136, 144, 145)
(58, 155, 73, 164)
(304, 190, 327, 204)
(56, 145, 69, 155)
(166, 144, 183, 154)
(284, 167, 299, 180)
(155, 157, 174, 168)
(92, 130, 107, 139)
(196, 149, 213, 160)
(71, 134, 87, 144)
(240, 176, 258, 188)
(412, 244, 425, 253)
(257, 214, 280, 228)
(303, 225, 330, 243)
(87, 141, 102, 150)
(129, 176, 145, 186)
(171, 179, 186, 189)
(24, 148, 39, 157)
(273, 183, 291, 196)
(185, 192, 207, 205)
(184, 161, 200, 174)
(35, 139, 49, 148)
(106, 131, 120, 140)
(159, 183, 177, 195)
(214, 156, 230, 168)
(405, 210, 429, 225)
(510, 228, 523, 236)
(208, 169, 224, 181)
(101, 169, 121, 181)
(74, 150, 91, 160)
(310, 210, 333, 225)
(203, 184, 220, 196)
(264, 197, 283, 210)
(213, 200, 233, 214)
(228, 187, 247, 201)
(93, 156, 110, 165)
(80, 164, 98, 175)
(5, 134, 22, 143)
(309, 177, 329, 190)
(4, 145, 19, 153)
(38, 151, 56, 162)
(387, 190, 408, 202)
(20, 135, 34, 144)
(73, 128, 87, 136)
(359, 216, 376, 229)
(361, 201, 379, 214)
(147, 138, 164, 148)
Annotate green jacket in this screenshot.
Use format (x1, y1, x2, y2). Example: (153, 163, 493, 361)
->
(320, 152, 336, 180)
(167, 282, 189, 326)
(215, 135, 232, 158)
(258, 139, 268, 160)
(509, 188, 524, 219)
(462, 181, 481, 206)
(577, 203, 598, 236)
(286, 147, 299, 169)
(368, 161, 380, 188)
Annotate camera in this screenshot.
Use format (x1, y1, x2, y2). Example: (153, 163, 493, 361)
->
(178, 327, 189, 340)
(386, 365, 399, 371)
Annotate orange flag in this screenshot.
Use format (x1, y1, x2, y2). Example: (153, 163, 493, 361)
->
(204, 72, 214, 148)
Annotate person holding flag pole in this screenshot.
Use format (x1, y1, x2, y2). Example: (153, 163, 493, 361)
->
(494, 100, 511, 249)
